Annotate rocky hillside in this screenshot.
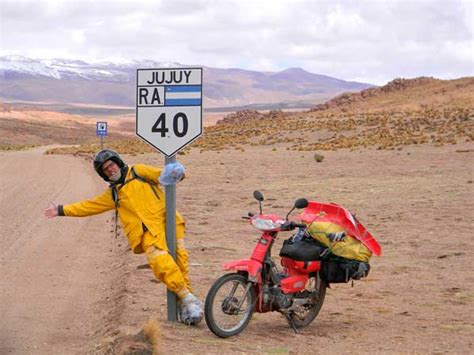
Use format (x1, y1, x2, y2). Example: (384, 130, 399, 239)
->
(192, 77, 473, 152)
(310, 77, 474, 112)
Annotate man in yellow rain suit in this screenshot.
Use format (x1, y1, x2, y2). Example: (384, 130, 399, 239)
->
(44, 149, 203, 325)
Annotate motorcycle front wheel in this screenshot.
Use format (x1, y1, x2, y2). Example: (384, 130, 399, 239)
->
(288, 276, 327, 329)
(205, 273, 256, 338)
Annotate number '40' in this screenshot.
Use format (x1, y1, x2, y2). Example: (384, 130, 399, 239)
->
(152, 113, 188, 138)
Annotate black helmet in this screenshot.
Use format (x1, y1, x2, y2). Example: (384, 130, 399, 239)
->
(93, 149, 126, 181)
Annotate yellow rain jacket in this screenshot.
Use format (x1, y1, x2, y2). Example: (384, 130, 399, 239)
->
(62, 164, 185, 254)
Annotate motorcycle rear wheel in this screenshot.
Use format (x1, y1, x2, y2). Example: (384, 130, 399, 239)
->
(205, 273, 256, 338)
(288, 277, 327, 329)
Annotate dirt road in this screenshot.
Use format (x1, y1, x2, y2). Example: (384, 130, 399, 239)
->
(0, 148, 119, 354)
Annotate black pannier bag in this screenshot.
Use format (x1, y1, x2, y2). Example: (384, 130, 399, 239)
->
(320, 257, 370, 283)
(279, 233, 371, 284)
(279, 235, 327, 261)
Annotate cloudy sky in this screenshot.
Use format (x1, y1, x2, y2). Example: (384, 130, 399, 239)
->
(1, 0, 472, 84)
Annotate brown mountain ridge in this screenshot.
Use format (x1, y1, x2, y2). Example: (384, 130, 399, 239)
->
(195, 76, 474, 152)
(310, 76, 474, 112)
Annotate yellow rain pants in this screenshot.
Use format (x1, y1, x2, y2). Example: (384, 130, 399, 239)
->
(141, 231, 191, 298)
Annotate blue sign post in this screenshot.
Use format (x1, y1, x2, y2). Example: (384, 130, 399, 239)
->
(96, 121, 108, 150)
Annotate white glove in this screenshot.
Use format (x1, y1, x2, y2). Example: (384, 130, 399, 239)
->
(159, 162, 185, 186)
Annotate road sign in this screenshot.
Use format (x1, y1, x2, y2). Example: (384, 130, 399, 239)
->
(96, 121, 108, 136)
(136, 68, 203, 157)
(135, 67, 203, 321)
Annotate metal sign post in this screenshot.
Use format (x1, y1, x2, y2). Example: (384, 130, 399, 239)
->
(136, 67, 203, 322)
(96, 121, 108, 149)
(165, 154, 177, 321)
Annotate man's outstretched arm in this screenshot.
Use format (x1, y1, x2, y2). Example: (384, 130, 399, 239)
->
(44, 189, 115, 218)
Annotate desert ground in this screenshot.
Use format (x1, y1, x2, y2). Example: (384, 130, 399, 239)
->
(1, 138, 473, 353)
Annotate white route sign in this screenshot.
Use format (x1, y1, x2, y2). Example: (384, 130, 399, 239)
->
(136, 68, 203, 157)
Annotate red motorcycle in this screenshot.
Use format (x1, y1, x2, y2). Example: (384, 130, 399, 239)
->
(204, 191, 381, 338)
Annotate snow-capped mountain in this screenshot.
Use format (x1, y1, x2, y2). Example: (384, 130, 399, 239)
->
(0, 55, 181, 82)
(0, 56, 375, 109)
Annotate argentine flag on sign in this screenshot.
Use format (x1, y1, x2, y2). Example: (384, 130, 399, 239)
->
(165, 85, 201, 106)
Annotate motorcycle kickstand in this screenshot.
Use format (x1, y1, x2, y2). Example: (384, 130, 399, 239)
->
(284, 313, 299, 334)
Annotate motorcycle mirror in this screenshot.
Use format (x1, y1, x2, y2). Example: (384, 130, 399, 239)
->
(253, 190, 264, 215)
(286, 198, 309, 220)
(294, 198, 309, 209)
(253, 190, 264, 202)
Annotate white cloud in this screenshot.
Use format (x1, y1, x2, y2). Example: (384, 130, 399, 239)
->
(0, 0, 472, 84)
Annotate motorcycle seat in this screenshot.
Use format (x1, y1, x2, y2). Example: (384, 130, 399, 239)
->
(279, 236, 327, 261)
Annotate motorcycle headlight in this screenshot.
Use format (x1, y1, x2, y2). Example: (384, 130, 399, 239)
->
(251, 218, 282, 231)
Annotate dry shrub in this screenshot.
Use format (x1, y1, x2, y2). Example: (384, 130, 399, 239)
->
(103, 319, 161, 355)
(143, 319, 161, 354)
(314, 153, 325, 162)
(192, 88, 473, 153)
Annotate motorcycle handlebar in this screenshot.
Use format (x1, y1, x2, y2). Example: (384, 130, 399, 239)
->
(241, 214, 307, 230)
(242, 212, 255, 220)
(280, 221, 307, 231)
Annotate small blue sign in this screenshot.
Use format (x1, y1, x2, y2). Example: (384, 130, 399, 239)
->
(96, 121, 108, 136)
